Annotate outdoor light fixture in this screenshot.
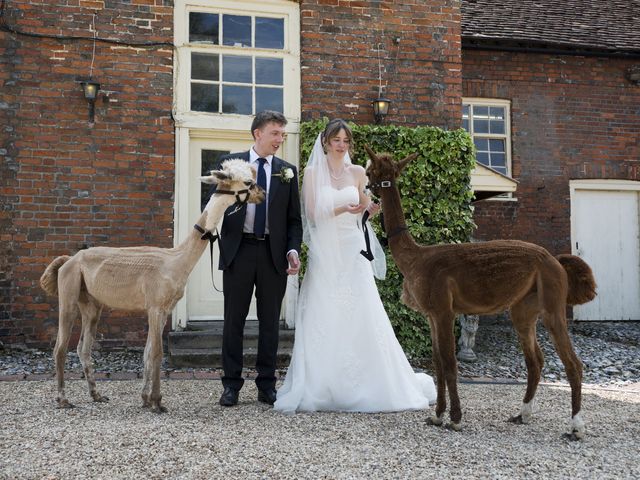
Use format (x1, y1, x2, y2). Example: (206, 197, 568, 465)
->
(372, 97, 391, 124)
(80, 79, 101, 122)
(372, 43, 391, 124)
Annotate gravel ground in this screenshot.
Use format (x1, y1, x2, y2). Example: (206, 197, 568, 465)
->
(0, 380, 638, 479)
(456, 320, 640, 387)
(0, 320, 638, 479)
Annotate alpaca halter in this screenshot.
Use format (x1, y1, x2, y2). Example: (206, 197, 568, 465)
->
(213, 182, 261, 216)
(214, 185, 256, 205)
(366, 180, 392, 190)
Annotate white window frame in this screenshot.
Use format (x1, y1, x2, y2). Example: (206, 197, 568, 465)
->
(174, 0, 301, 132)
(462, 98, 512, 178)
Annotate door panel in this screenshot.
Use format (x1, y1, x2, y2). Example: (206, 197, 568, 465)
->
(187, 138, 254, 320)
(572, 189, 640, 321)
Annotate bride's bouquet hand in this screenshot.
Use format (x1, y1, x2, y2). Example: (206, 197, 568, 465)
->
(345, 203, 366, 215)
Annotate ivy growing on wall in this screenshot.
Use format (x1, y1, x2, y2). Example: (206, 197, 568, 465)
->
(299, 119, 476, 358)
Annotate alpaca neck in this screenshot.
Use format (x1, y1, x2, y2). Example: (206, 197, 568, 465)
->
(171, 210, 212, 284)
(379, 182, 420, 274)
(172, 198, 235, 285)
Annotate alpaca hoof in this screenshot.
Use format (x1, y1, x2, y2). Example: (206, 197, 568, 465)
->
(92, 394, 110, 403)
(562, 430, 585, 441)
(509, 414, 525, 424)
(427, 415, 444, 427)
(152, 404, 168, 414)
(565, 413, 586, 440)
(445, 422, 462, 432)
(57, 400, 75, 409)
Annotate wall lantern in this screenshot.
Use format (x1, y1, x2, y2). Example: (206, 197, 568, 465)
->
(80, 79, 101, 122)
(372, 97, 391, 124)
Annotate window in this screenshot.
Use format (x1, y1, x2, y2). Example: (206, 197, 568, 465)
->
(188, 11, 286, 115)
(462, 99, 511, 177)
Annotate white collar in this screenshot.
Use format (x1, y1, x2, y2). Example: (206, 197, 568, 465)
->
(250, 147, 274, 165)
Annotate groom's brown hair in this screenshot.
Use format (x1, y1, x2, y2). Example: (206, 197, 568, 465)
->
(251, 110, 288, 138)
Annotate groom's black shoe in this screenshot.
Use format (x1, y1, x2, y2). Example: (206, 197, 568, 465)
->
(219, 387, 239, 407)
(257, 388, 277, 405)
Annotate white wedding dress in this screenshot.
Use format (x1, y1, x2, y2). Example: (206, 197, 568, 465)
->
(275, 185, 436, 413)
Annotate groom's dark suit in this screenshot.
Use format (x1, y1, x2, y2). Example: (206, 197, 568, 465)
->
(203, 150, 302, 393)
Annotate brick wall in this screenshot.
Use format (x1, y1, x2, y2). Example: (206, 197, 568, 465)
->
(463, 49, 640, 253)
(0, 0, 174, 347)
(300, 0, 462, 129)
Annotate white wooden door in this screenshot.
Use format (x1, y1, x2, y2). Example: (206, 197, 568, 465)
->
(572, 184, 640, 321)
(187, 137, 255, 320)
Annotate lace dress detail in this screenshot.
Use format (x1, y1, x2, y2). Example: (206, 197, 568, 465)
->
(275, 186, 436, 413)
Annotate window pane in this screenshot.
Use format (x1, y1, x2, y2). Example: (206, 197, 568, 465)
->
(473, 138, 488, 151)
(189, 12, 219, 44)
(473, 119, 489, 133)
(201, 149, 229, 203)
(474, 106, 489, 117)
(475, 151, 489, 165)
(223, 55, 252, 83)
(256, 58, 283, 85)
(489, 139, 505, 152)
(191, 83, 219, 112)
(222, 85, 252, 114)
(256, 87, 283, 112)
(462, 104, 470, 117)
(462, 118, 469, 131)
(489, 106, 504, 119)
(223, 15, 251, 47)
(255, 17, 284, 49)
(191, 53, 219, 81)
(491, 153, 506, 167)
(494, 166, 508, 176)
(490, 120, 505, 134)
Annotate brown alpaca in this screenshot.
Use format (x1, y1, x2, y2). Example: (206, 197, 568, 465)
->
(40, 160, 265, 412)
(364, 146, 596, 440)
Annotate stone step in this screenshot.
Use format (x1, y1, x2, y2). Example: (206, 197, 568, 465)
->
(167, 321, 294, 368)
(168, 346, 293, 368)
(168, 327, 294, 350)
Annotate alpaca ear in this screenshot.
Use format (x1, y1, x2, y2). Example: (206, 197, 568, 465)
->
(364, 145, 379, 163)
(200, 169, 229, 184)
(397, 152, 418, 171)
(212, 170, 231, 182)
(199, 175, 217, 185)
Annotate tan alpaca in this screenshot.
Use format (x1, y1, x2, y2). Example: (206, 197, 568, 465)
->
(40, 159, 265, 412)
(364, 146, 596, 440)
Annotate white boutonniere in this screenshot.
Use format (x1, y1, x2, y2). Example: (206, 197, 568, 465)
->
(272, 167, 294, 183)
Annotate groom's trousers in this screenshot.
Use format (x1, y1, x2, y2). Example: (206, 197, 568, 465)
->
(221, 235, 287, 392)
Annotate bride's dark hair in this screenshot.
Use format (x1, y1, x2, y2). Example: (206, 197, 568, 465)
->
(321, 118, 353, 155)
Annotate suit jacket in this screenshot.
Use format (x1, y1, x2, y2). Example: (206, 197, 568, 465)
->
(202, 151, 303, 275)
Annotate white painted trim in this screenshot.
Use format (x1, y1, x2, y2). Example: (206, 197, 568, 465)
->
(171, 0, 301, 329)
(570, 179, 640, 192)
(460, 97, 517, 201)
(173, 0, 301, 130)
(172, 127, 192, 331)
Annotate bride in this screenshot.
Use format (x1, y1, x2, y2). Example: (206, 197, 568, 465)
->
(274, 119, 436, 413)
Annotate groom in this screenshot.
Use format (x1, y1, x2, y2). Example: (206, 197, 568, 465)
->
(202, 110, 303, 406)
